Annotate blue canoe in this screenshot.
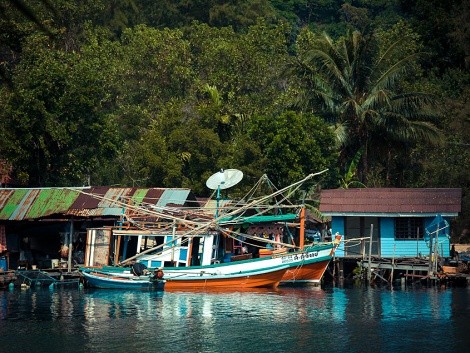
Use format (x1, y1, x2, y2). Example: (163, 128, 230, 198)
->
(81, 270, 164, 290)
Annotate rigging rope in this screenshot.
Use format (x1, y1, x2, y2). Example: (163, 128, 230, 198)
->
(68, 169, 329, 265)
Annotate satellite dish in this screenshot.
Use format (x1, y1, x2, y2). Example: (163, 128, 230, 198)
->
(206, 169, 243, 190)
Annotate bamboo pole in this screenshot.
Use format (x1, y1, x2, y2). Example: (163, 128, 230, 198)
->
(367, 224, 373, 283)
(171, 220, 176, 265)
(428, 231, 433, 276)
(67, 219, 73, 273)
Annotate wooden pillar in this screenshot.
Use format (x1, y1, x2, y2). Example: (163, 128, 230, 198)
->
(339, 259, 344, 280)
(67, 219, 74, 273)
(367, 224, 373, 283)
(114, 235, 121, 265)
(299, 207, 305, 250)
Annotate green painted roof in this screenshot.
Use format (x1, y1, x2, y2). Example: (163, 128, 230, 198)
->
(0, 188, 79, 220)
(0, 187, 195, 221)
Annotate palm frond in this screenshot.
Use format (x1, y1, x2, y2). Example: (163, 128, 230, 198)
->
(374, 52, 421, 91)
(376, 37, 406, 66)
(333, 123, 350, 147)
(363, 89, 392, 111)
(307, 48, 353, 99)
(377, 112, 442, 144)
(203, 84, 221, 107)
(340, 148, 367, 189)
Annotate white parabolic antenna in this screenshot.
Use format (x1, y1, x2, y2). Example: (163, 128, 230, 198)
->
(206, 169, 243, 190)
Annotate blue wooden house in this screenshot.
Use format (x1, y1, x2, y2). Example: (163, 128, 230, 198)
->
(319, 188, 462, 260)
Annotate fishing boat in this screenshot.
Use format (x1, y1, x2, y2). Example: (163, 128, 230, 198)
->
(80, 170, 342, 289)
(80, 268, 164, 290)
(163, 265, 289, 290)
(100, 234, 340, 289)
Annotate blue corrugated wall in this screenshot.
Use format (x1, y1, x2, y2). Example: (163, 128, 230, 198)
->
(332, 217, 346, 257)
(332, 216, 451, 258)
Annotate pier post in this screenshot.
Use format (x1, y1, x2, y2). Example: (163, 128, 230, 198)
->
(367, 225, 373, 283)
(68, 219, 74, 273)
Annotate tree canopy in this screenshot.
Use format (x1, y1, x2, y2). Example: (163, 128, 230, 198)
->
(289, 26, 442, 185)
(0, 0, 468, 239)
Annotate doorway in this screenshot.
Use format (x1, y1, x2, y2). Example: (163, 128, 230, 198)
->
(344, 217, 380, 257)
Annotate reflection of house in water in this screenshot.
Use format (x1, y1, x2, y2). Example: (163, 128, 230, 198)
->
(0, 187, 198, 271)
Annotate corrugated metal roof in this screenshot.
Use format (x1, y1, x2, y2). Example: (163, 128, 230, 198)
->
(319, 188, 462, 216)
(156, 189, 191, 207)
(141, 189, 164, 205)
(0, 187, 195, 220)
(0, 188, 79, 220)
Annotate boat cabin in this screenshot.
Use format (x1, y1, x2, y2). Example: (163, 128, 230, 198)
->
(103, 212, 308, 269)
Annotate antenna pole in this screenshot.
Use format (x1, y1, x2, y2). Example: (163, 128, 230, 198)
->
(216, 185, 220, 218)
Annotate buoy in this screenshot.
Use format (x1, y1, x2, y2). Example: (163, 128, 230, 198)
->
(155, 268, 164, 279)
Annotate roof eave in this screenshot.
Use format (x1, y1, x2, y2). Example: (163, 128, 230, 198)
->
(322, 212, 459, 218)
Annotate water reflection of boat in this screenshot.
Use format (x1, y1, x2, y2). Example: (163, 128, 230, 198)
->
(81, 269, 164, 290)
(165, 286, 282, 294)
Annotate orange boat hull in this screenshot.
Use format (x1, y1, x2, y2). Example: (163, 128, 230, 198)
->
(164, 267, 287, 290)
(281, 259, 330, 284)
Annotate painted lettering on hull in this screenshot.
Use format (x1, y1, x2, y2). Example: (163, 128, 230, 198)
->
(280, 251, 319, 264)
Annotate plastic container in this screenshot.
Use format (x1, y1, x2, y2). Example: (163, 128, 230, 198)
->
(0, 257, 7, 271)
(259, 249, 273, 258)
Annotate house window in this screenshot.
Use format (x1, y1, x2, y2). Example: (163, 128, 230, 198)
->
(395, 218, 424, 239)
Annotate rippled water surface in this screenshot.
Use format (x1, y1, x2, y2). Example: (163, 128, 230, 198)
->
(1, 285, 469, 353)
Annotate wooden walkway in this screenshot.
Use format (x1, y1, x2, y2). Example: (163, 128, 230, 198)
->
(358, 257, 469, 285)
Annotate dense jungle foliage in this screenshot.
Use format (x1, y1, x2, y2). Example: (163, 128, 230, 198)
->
(0, 1, 468, 240)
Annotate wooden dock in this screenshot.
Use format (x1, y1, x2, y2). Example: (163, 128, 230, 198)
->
(1, 269, 82, 289)
(330, 256, 469, 287)
(358, 257, 469, 286)
(14, 270, 82, 288)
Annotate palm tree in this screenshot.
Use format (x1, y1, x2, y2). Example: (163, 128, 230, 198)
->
(291, 30, 442, 185)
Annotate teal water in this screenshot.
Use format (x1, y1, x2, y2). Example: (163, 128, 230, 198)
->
(1, 285, 469, 353)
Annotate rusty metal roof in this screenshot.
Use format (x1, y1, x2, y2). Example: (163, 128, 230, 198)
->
(319, 188, 462, 216)
(0, 187, 195, 220)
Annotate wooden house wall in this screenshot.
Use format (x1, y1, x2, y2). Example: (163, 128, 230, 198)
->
(380, 217, 450, 258)
(331, 217, 346, 257)
(332, 216, 451, 258)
